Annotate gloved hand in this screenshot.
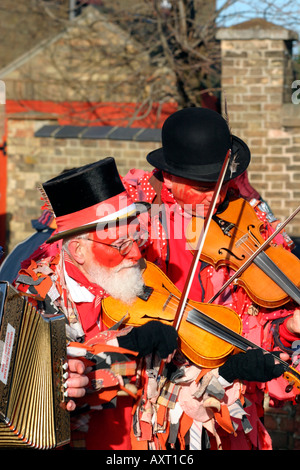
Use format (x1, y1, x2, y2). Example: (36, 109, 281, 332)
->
(118, 321, 178, 358)
(219, 348, 285, 383)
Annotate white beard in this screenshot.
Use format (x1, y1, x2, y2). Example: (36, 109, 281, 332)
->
(86, 258, 145, 304)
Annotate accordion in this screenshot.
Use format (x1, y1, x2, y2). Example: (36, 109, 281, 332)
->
(0, 281, 70, 449)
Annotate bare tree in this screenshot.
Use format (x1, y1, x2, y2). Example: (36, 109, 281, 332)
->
(1, 0, 299, 125)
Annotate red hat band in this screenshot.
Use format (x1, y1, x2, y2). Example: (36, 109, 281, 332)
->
(55, 191, 137, 237)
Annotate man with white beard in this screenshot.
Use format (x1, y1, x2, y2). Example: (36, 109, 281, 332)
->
(13, 157, 178, 450)
(64, 232, 146, 305)
(13, 157, 285, 451)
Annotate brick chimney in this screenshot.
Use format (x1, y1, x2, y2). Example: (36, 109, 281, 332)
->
(216, 19, 300, 234)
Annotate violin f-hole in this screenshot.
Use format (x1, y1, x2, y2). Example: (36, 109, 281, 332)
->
(247, 224, 260, 248)
(218, 247, 246, 262)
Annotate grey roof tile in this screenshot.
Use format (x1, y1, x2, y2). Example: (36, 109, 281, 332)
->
(34, 125, 60, 137)
(34, 125, 162, 142)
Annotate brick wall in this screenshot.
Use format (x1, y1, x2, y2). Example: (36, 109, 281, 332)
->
(5, 116, 157, 250)
(3, 17, 300, 450)
(217, 19, 300, 237)
(6, 113, 300, 451)
(1, 6, 177, 105)
(217, 19, 300, 450)
(264, 400, 300, 450)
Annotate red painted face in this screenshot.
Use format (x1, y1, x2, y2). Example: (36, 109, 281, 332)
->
(88, 220, 143, 268)
(164, 173, 228, 217)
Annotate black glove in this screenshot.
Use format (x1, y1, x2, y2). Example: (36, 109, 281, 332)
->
(219, 348, 285, 383)
(118, 321, 178, 358)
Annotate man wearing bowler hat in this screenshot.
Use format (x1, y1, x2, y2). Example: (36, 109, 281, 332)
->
(123, 107, 300, 450)
(12, 155, 285, 451)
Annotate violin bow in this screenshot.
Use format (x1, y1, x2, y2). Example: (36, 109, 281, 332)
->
(208, 202, 300, 304)
(173, 149, 232, 331)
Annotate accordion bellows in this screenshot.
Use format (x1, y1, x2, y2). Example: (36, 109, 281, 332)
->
(0, 282, 70, 449)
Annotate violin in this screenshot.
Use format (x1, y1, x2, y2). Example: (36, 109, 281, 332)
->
(102, 261, 300, 395)
(186, 197, 300, 308)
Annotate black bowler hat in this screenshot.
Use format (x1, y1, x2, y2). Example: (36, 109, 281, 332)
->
(147, 107, 251, 182)
(40, 157, 148, 243)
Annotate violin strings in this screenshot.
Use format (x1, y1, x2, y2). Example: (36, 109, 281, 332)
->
(228, 223, 262, 256)
(144, 289, 237, 347)
(144, 288, 230, 320)
(219, 222, 300, 303)
(141, 289, 292, 369)
(143, 289, 191, 314)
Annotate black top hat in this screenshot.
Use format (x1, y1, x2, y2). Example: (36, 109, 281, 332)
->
(147, 107, 250, 182)
(41, 157, 148, 242)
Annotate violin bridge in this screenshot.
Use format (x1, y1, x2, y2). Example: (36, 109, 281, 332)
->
(162, 293, 173, 311)
(235, 234, 248, 248)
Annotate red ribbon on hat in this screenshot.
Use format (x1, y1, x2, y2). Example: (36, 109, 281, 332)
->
(55, 191, 136, 236)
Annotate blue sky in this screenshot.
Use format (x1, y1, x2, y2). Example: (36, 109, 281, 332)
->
(216, 0, 300, 34)
(216, 0, 300, 54)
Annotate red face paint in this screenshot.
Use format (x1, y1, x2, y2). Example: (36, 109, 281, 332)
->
(88, 221, 142, 268)
(169, 175, 228, 217)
